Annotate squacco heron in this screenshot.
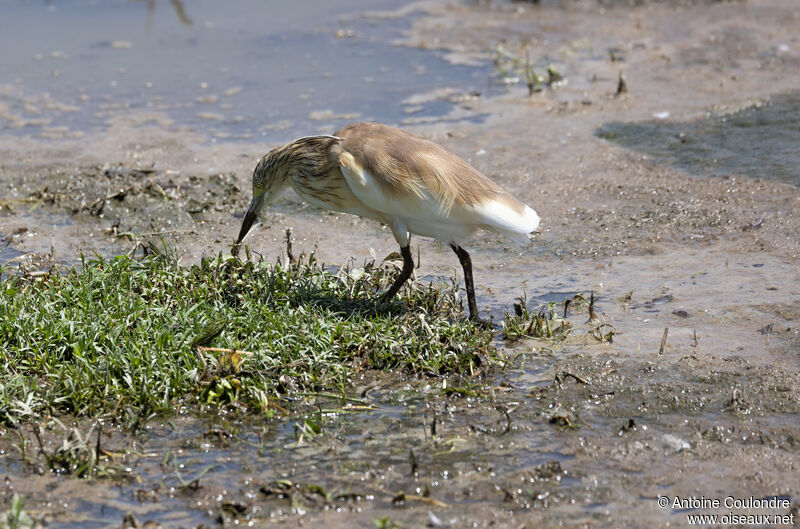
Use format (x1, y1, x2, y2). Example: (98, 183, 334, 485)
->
(234, 122, 539, 321)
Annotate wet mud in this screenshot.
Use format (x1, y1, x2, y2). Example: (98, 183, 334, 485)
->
(2, 0, 800, 527)
(596, 91, 800, 185)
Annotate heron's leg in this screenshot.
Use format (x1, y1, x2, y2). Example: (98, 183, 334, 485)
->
(380, 245, 414, 301)
(451, 244, 480, 321)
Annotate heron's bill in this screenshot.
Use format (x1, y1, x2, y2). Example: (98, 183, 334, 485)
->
(233, 195, 263, 254)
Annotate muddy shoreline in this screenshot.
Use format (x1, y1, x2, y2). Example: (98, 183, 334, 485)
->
(2, 0, 799, 527)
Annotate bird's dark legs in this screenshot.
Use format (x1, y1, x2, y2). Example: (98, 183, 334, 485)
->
(380, 245, 414, 301)
(380, 244, 484, 324)
(451, 244, 480, 322)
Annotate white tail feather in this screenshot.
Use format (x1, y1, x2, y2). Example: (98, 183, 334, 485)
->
(471, 200, 540, 246)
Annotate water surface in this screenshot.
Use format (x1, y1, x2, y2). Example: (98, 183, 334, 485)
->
(0, 0, 492, 142)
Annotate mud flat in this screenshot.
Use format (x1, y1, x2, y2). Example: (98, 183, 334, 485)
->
(1, 0, 799, 527)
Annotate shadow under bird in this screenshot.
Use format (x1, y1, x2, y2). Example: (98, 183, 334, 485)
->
(234, 122, 539, 321)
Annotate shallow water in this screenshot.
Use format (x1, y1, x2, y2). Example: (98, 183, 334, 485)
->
(0, 239, 23, 264)
(0, 0, 492, 142)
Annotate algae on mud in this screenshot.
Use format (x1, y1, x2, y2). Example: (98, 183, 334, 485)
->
(0, 249, 495, 425)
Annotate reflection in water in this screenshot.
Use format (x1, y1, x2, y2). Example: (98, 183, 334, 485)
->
(167, 0, 192, 26)
(137, 0, 193, 31)
(596, 92, 800, 186)
(0, 242, 25, 278)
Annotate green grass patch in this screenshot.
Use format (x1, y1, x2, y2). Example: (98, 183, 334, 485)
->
(0, 251, 496, 425)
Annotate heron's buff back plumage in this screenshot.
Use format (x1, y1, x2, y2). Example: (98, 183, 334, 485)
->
(254, 123, 529, 221)
(334, 123, 526, 216)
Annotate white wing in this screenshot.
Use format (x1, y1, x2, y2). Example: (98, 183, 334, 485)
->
(339, 150, 538, 246)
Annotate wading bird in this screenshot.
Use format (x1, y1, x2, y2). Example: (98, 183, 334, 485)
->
(234, 122, 539, 321)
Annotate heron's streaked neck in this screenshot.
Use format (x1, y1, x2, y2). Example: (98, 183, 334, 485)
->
(280, 135, 340, 180)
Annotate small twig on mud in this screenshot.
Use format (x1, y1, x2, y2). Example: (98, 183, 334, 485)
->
(692, 329, 698, 348)
(618, 418, 636, 435)
(95, 425, 102, 459)
(285, 228, 294, 264)
(616, 71, 628, 96)
(391, 492, 448, 508)
(499, 406, 512, 434)
(32, 424, 47, 456)
(406, 494, 448, 508)
(149, 182, 169, 201)
(0, 197, 42, 205)
(658, 327, 669, 354)
(107, 396, 125, 422)
(295, 392, 369, 404)
(554, 371, 589, 385)
(742, 216, 764, 230)
(588, 292, 599, 323)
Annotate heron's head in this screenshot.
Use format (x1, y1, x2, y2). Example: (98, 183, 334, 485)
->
(234, 151, 292, 251)
(233, 135, 341, 254)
